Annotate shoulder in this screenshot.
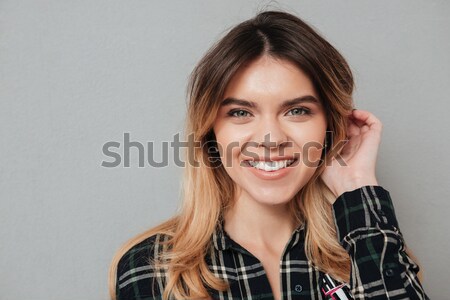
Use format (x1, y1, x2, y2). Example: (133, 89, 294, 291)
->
(116, 233, 170, 299)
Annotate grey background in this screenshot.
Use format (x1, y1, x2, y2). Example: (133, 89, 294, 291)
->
(1, 1, 448, 299)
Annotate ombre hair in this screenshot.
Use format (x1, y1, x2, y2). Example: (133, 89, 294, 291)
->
(108, 9, 420, 300)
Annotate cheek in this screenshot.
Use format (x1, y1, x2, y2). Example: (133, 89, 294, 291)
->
(289, 126, 326, 164)
(214, 128, 247, 165)
(290, 127, 325, 144)
(302, 142, 324, 168)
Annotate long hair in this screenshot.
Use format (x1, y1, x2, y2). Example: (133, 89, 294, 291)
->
(108, 9, 421, 300)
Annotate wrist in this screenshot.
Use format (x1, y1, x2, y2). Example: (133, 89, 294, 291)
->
(333, 177, 379, 198)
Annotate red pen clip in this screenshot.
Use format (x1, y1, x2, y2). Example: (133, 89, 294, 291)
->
(321, 273, 353, 300)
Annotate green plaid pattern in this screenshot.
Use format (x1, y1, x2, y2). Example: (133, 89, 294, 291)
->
(116, 186, 429, 300)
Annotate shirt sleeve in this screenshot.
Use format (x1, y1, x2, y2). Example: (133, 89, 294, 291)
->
(332, 185, 429, 300)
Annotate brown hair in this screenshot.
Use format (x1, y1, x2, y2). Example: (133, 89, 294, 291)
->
(109, 9, 374, 300)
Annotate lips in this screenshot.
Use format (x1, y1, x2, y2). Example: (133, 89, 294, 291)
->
(251, 159, 294, 170)
(241, 157, 298, 172)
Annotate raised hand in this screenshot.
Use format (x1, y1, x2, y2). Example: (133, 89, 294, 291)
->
(320, 109, 382, 202)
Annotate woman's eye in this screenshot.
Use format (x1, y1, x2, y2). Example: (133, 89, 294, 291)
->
(286, 107, 311, 116)
(227, 109, 251, 118)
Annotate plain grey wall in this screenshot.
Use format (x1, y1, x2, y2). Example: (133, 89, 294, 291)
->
(1, 1, 448, 299)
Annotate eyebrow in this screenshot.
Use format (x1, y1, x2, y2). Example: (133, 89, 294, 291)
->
(220, 95, 320, 110)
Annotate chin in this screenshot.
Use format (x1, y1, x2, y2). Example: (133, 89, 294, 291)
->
(247, 188, 299, 206)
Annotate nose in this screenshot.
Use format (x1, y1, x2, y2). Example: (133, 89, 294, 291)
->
(254, 117, 289, 150)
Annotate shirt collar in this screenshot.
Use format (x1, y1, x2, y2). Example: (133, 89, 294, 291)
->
(211, 218, 231, 251)
(212, 218, 305, 252)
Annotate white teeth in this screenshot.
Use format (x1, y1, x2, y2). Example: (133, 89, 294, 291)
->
(247, 159, 294, 171)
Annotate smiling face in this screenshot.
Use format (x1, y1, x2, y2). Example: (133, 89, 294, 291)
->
(212, 55, 328, 207)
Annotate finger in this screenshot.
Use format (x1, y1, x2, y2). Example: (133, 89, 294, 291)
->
(360, 124, 370, 134)
(346, 117, 361, 137)
(349, 111, 367, 127)
(348, 111, 365, 128)
(351, 109, 383, 132)
(340, 133, 361, 158)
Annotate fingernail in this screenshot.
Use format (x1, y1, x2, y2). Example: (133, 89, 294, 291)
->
(352, 108, 357, 111)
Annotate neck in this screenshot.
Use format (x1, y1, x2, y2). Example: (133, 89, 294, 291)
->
(223, 191, 298, 251)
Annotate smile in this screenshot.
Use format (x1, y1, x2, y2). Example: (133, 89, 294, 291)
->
(244, 159, 296, 172)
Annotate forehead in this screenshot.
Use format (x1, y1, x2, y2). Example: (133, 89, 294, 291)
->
(223, 56, 318, 104)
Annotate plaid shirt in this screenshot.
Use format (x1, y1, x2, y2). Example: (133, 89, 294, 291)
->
(116, 186, 429, 300)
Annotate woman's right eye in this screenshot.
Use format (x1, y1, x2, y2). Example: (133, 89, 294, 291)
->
(227, 109, 252, 118)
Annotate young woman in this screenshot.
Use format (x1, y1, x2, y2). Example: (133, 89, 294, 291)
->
(109, 10, 429, 300)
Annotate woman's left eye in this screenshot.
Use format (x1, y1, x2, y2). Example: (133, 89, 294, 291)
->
(286, 107, 311, 116)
